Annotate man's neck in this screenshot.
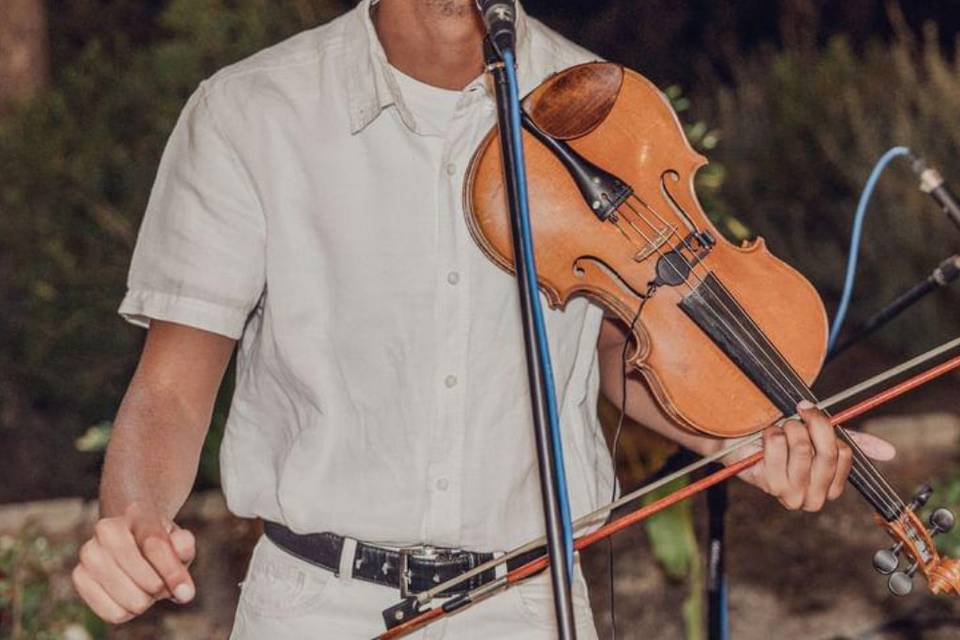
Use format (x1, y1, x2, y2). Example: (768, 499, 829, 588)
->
(372, 0, 486, 91)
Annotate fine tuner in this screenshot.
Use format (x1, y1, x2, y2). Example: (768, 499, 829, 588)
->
(871, 484, 959, 596)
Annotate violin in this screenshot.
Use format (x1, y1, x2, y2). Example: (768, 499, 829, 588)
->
(466, 62, 824, 439)
(463, 63, 960, 597)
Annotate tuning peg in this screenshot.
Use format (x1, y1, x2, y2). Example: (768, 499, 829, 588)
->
(929, 508, 956, 536)
(873, 543, 903, 575)
(909, 484, 934, 511)
(888, 561, 919, 596)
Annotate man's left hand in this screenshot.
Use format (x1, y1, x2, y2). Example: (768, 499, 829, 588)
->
(734, 401, 896, 511)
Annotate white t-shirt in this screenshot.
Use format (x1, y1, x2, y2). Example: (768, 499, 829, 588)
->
(390, 65, 461, 137)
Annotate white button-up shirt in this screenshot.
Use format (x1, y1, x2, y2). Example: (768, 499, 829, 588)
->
(120, 0, 612, 551)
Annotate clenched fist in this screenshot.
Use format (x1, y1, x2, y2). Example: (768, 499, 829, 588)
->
(71, 503, 196, 624)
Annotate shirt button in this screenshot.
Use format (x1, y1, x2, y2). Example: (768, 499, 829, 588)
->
(444, 375, 458, 389)
(445, 162, 457, 176)
(435, 478, 449, 492)
(447, 271, 460, 285)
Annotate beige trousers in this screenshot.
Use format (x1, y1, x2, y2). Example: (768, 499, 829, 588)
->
(229, 536, 600, 639)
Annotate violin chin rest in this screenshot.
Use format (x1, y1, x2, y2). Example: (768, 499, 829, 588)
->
(523, 62, 624, 140)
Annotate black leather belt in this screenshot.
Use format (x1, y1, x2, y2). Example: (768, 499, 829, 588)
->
(263, 521, 545, 597)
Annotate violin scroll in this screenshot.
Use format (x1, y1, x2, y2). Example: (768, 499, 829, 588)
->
(873, 485, 960, 596)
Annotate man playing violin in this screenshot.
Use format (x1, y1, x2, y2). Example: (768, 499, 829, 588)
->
(71, 0, 895, 637)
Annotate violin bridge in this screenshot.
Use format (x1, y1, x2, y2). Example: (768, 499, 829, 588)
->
(634, 225, 676, 262)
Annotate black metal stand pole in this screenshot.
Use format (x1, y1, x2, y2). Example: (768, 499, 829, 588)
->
(827, 255, 960, 362)
(485, 40, 577, 640)
(706, 473, 728, 640)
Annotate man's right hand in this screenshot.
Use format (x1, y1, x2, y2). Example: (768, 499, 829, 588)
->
(71, 503, 196, 624)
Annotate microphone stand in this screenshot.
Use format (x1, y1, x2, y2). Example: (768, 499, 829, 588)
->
(706, 468, 729, 640)
(827, 255, 960, 361)
(484, 39, 578, 639)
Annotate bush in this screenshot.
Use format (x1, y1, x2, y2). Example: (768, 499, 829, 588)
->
(695, 8, 960, 356)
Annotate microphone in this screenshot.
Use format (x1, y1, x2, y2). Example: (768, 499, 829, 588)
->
(909, 153, 960, 231)
(476, 0, 516, 56)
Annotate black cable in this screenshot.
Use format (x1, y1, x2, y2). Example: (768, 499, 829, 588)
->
(827, 254, 960, 362)
(608, 284, 656, 640)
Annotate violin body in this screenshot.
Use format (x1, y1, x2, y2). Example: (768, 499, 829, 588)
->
(465, 63, 828, 438)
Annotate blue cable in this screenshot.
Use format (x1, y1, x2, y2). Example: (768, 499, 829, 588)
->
(503, 49, 575, 578)
(827, 146, 912, 352)
(719, 581, 729, 640)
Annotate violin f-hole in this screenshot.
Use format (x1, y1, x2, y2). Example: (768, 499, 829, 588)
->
(660, 169, 699, 234)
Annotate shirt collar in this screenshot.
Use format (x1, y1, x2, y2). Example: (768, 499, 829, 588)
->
(344, 0, 533, 134)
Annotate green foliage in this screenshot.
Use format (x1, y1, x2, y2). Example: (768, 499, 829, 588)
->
(666, 85, 745, 243)
(929, 472, 960, 558)
(643, 479, 696, 579)
(642, 478, 704, 640)
(0, 528, 102, 640)
(0, 0, 341, 492)
(599, 396, 705, 639)
(697, 15, 960, 355)
(74, 422, 112, 453)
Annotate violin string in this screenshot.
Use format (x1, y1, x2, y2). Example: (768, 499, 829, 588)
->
(704, 278, 908, 512)
(599, 183, 904, 515)
(623, 194, 810, 393)
(626, 192, 686, 237)
(704, 275, 907, 512)
(838, 429, 904, 511)
(685, 257, 903, 510)
(622, 195, 818, 405)
(626, 185, 903, 504)
(603, 188, 902, 513)
(794, 338, 960, 503)
(619, 193, 906, 511)
(614, 195, 906, 512)
(608, 184, 895, 544)
(610, 199, 802, 409)
(701, 273, 906, 511)
(604, 207, 901, 514)
(611, 220, 645, 251)
(614, 199, 828, 424)
(606, 210, 907, 551)
(619, 213, 670, 255)
(688, 258, 907, 510)
(611, 201, 833, 448)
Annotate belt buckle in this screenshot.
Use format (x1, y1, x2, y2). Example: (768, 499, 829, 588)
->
(398, 544, 460, 598)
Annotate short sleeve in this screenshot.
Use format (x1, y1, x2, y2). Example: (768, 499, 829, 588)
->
(119, 83, 266, 339)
